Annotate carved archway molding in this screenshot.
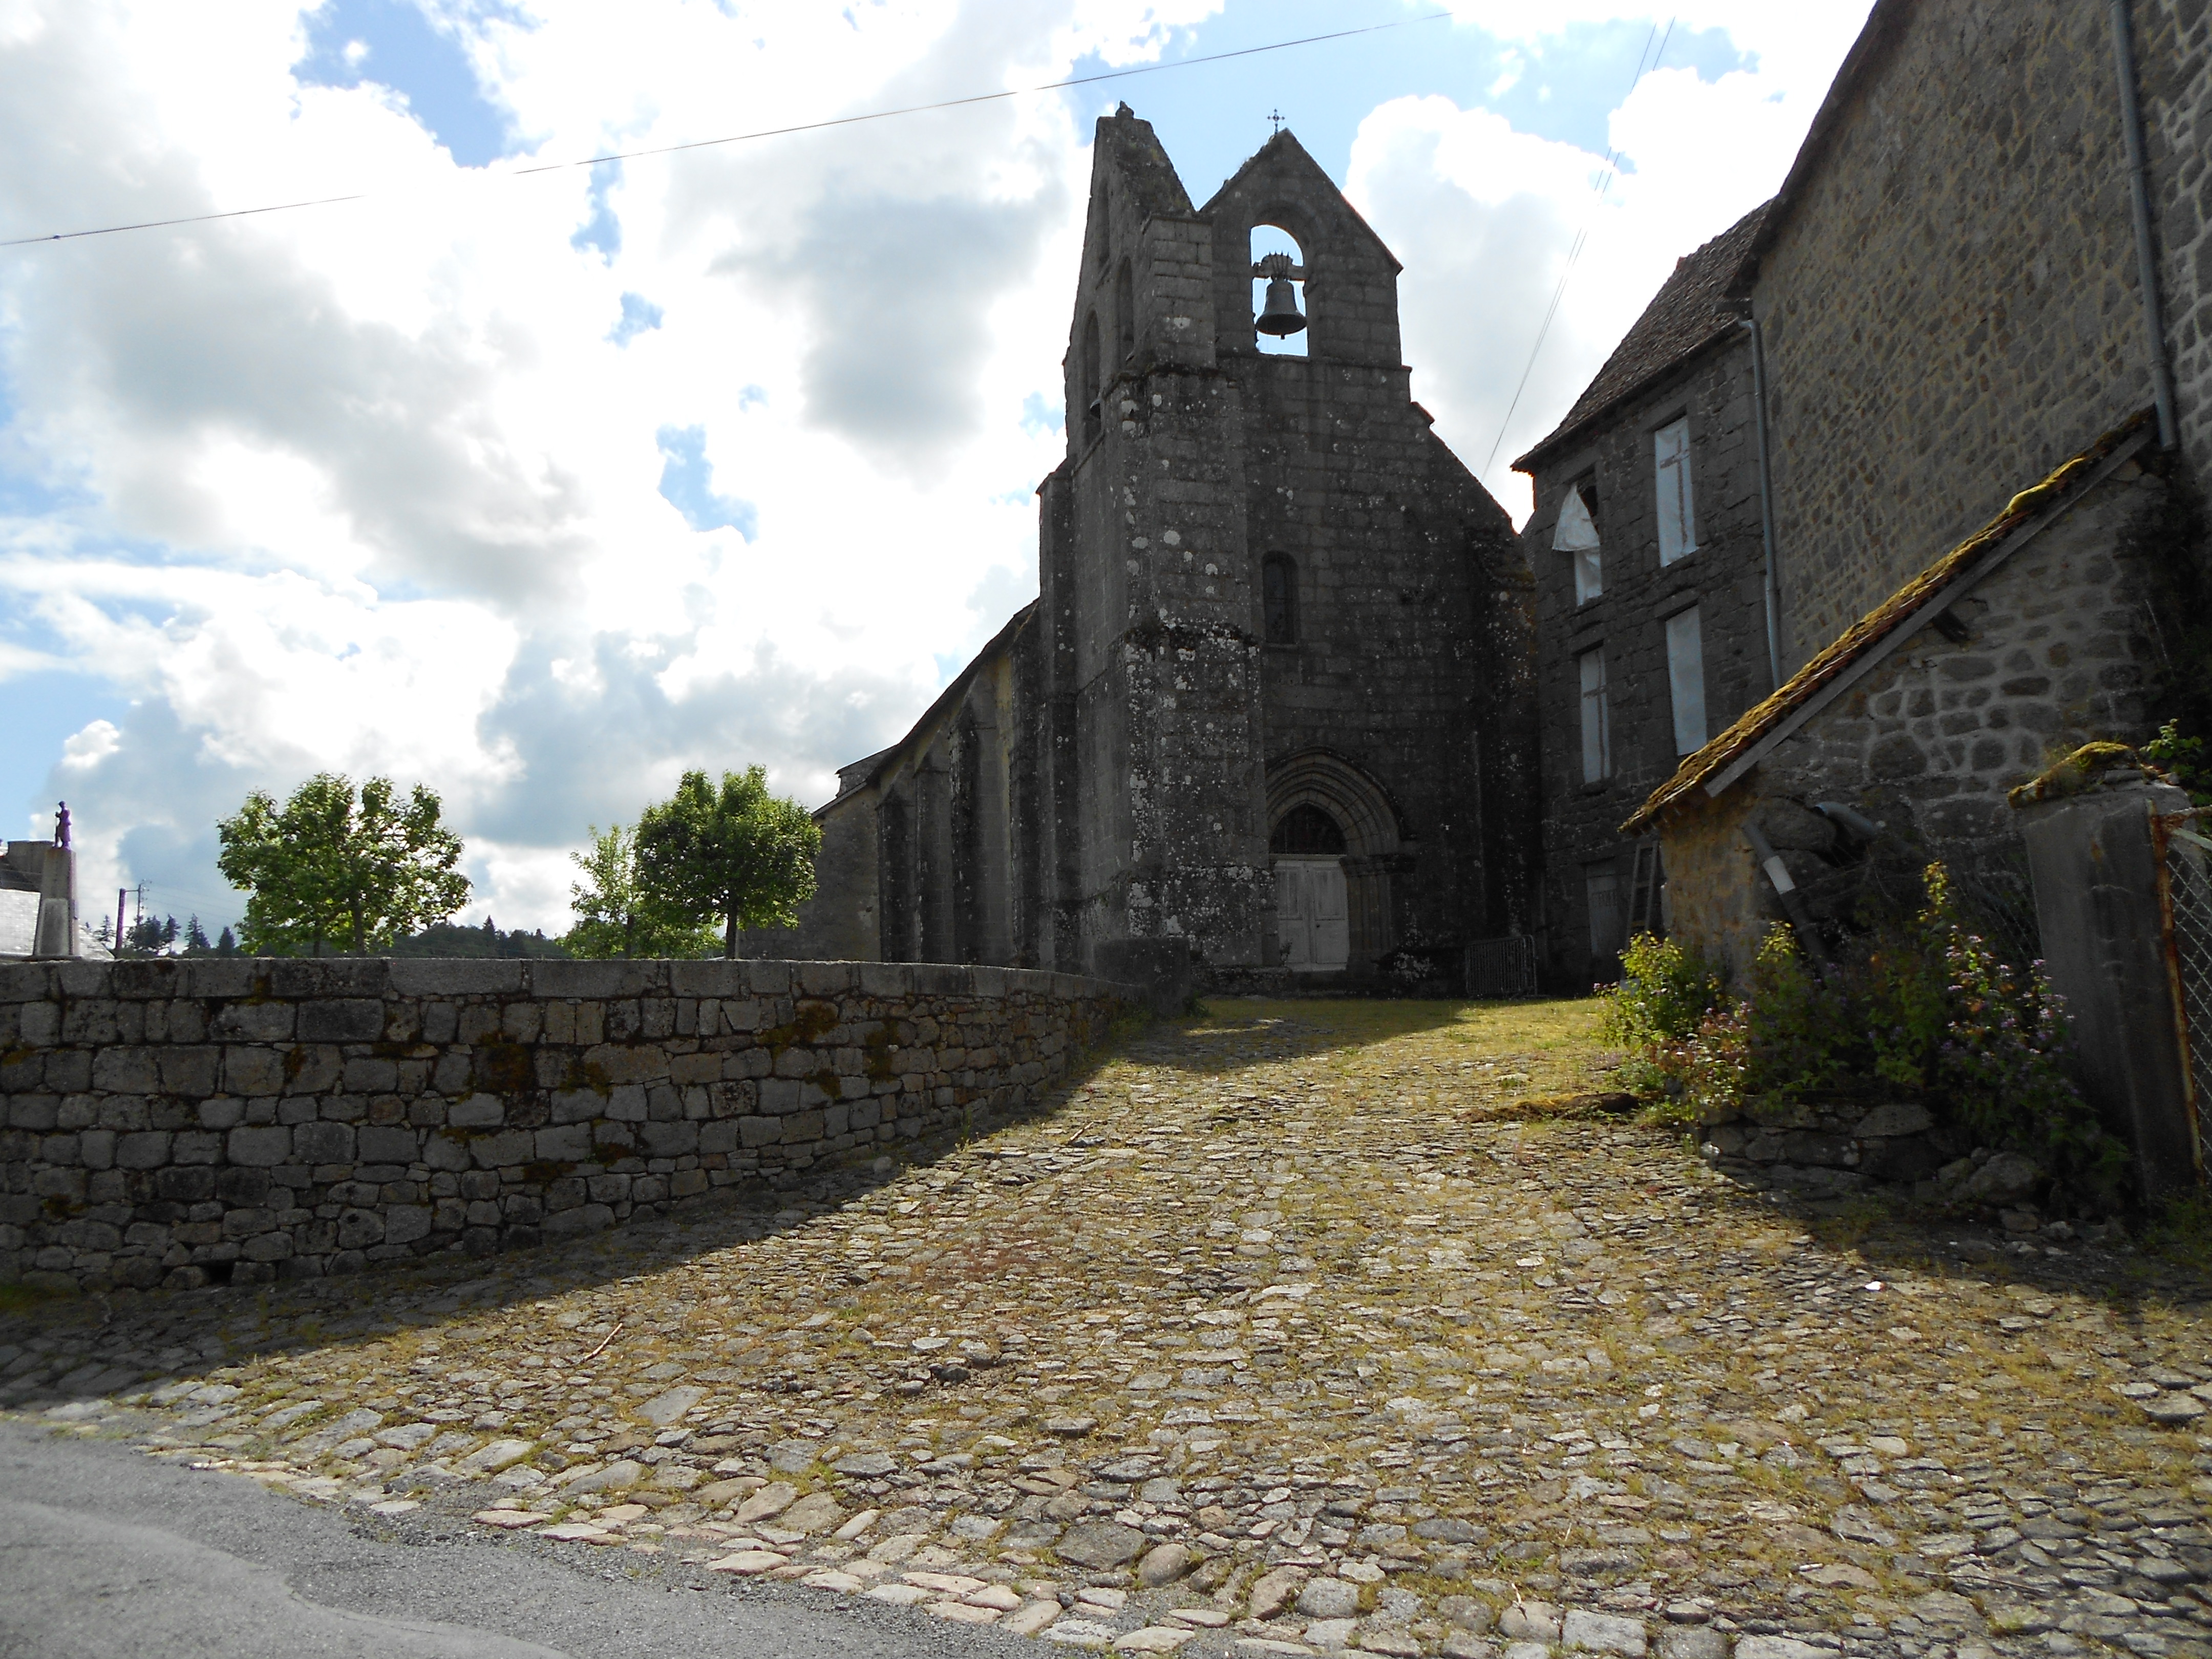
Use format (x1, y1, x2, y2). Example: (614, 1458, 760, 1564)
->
(1263, 749, 1409, 970)
(1264, 748, 1409, 856)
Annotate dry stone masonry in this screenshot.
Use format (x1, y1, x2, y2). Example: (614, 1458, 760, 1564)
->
(3, 1000, 2208, 1658)
(0, 957, 1124, 1293)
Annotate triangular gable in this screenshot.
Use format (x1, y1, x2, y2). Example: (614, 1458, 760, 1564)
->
(1199, 131, 1401, 275)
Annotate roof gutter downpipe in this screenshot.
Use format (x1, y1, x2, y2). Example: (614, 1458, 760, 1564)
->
(2110, 0, 2180, 451)
(1740, 314, 1785, 689)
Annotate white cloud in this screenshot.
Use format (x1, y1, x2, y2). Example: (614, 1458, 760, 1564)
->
(1354, 4, 1873, 519)
(0, 0, 1224, 932)
(59, 718, 120, 770)
(0, 0, 1861, 933)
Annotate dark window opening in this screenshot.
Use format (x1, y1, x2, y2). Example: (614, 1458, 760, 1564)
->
(1271, 802, 1347, 855)
(1262, 552, 1298, 644)
(1116, 259, 1135, 361)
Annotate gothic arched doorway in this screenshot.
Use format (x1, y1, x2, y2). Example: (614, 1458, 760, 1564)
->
(1269, 802, 1348, 971)
(1265, 750, 1407, 972)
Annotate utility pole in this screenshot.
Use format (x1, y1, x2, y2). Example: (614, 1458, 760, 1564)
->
(116, 889, 126, 945)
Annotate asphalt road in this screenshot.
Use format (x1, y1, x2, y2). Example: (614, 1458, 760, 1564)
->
(0, 1416, 1010, 1659)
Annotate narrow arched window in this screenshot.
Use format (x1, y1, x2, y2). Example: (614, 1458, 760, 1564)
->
(1262, 552, 1298, 645)
(1082, 312, 1101, 444)
(1116, 259, 1135, 361)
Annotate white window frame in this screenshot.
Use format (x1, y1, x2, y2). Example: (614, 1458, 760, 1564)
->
(1577, 646, 1611, 783)
(1654, 416, 1697, 565)
(1552, 480, 1603, 605)
(1665, 606, 1708, 756)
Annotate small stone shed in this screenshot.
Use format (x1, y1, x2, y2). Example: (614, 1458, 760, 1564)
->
(1623, 414, 2172, 975)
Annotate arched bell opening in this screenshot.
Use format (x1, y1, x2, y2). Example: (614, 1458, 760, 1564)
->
(1250, 223, 1308, 358)
(1266, 750, 1408, 973)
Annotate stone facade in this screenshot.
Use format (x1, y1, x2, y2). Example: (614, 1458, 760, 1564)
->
(1651, 455, 2171, 978)
(1517, 211, 1776, 988)
(0, 956, 1124, 1294)
(2149, 0, 2212, 477)
(793, 111, 1537, 987)
(1739, 0, 2212, 668)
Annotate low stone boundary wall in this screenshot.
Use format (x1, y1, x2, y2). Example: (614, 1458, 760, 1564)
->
(1699, 1099, 2048, 1209)
(1, 958, 1128, 1293)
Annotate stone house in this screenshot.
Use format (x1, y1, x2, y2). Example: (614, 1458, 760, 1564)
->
(1735, 0, 2211, 666)
(1625, 415, 2171, 975)
(1513, 207, 1779, 988)
(1522, 0, 2209, 982)
(788, 109, 1537, 985)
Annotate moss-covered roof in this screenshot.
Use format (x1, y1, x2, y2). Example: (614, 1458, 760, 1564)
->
(1622, 410, 2156, 834)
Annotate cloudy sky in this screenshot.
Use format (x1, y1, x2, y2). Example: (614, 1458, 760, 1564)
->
(0, 0, 1873, 938)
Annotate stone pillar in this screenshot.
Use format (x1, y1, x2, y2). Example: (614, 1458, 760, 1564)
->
(32, 842, 77, 959)
(2014, 773, 2201, 1200)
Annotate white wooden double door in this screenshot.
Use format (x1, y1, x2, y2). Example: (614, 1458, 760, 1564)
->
(1275, 857, 1349, 971)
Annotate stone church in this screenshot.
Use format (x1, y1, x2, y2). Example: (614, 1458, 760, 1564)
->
(784, 107, 1536, 985)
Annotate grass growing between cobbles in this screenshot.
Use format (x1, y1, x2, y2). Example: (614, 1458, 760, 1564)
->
(3, 995, 2208, 1657)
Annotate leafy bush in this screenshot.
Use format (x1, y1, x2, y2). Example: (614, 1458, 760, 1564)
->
(1600, 932, 1726, 1109)
(1602, 933, 1725, 1049)
(1606, 864, 2128, 1204)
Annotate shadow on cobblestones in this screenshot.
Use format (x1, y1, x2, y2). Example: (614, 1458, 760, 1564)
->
(5, 995, 2210, 1658)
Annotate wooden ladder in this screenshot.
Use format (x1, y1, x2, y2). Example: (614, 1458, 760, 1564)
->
(1626, 838, 1663, 940)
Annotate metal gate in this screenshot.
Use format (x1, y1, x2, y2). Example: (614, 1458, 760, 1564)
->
(1464, 934, 1538, 999)
(2151, 809, 2212, 1182)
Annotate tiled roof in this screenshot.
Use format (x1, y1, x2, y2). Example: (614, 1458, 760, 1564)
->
(1514, 203, 1770, 472)
(1621, 411, 2157, 834)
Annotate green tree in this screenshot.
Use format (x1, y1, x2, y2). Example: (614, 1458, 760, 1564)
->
(634, 767, 821, 959)
(563, 822, 719, 959)
(216, 773, 471, 955)
(183, 915, 211, 954)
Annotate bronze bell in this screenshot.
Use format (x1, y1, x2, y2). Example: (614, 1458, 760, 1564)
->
(1256, 273, 1307, 336)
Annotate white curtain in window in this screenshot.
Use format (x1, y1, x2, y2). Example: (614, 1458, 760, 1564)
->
(1554, 485, 1603, 603)
(1666, 607, 1707, 755)
(1578, 647, 1610, 782)
(1655, 418, 1697, 565)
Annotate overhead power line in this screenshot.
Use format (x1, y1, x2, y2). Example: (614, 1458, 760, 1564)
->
(2, 12, 1454, 250)
(1483, 15, 1677, 475)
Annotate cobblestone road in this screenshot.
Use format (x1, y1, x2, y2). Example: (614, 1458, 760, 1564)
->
(5, 998, 2210, 1659)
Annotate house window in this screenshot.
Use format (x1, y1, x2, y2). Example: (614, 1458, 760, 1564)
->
(1553, 479, 1602, 604)
(1655, 417, 1697, 565)
(1665, 606, 1708, 755)
(1578, 646, 1610, 783)
(1263, 553, 1298, 645)
(1586, 865, 1624, 959)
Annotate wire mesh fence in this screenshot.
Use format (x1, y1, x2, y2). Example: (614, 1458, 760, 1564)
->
(2154, 811, 2212, 1181)
(1946, 844, 2045, 979)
